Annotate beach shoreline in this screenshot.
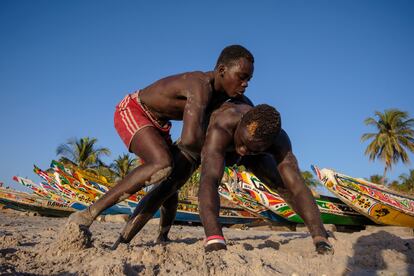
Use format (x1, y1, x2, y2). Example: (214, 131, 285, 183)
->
(1, 209, 413, 275)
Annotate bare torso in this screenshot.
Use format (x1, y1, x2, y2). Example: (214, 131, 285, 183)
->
(139, 71, 220, 121)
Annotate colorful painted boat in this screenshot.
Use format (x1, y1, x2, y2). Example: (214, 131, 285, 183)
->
(51, 160, 142, 204)
(13, 176, 71, 204)
(222, 167, 373, 226)
(0, 187, 75, 217)
(30, 167, 136, 215)
(219, 175, 291, 223)
(169, 200, 260, 225)
(11, 162, 260, 224)
(312, 166, 414, 227)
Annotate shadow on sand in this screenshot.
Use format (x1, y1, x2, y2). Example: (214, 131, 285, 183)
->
(345, 230, 414, 275)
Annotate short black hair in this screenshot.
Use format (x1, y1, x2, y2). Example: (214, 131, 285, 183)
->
(215, 45, 254, 69)
(241, 104, 281, 141)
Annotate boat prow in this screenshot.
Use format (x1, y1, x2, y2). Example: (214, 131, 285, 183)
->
(312, 165, 414, 227)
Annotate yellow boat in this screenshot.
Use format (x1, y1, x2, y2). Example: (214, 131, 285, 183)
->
(313, 166, 414, 228)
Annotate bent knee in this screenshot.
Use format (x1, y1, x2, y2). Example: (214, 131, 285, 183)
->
(145, 165, 173, 185)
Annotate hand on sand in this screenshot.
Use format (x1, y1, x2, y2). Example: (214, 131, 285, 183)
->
(313, 235, 334, 255)
(204, 243, 227, 253)
(315, 241, 334, 255)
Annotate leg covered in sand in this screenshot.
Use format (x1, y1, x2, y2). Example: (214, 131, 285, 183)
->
(112, 150, 197, 249)
(67, 127, 174, 228)
(156, 192, 179, 243)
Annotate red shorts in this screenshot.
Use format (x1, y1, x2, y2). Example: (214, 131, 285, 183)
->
(114, 91, 172, 151)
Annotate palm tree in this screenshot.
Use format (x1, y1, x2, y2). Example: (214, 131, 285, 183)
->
(398, 169, 414, 193)
(110, 153, 139, 181)
(368, 174, 387, 185)
(56, 137, 111, 170)
(301, 171, 319, 187)
(388, 180, 401, 191)
(93, 160, 117, 184)
(361, 109, 414, 182)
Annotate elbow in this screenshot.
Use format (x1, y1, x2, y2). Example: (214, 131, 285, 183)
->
(180, 137, 197, 149)
(178, 136, 202, 162)
(180, 134, 202, 152)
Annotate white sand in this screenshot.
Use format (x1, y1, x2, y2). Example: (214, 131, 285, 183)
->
(1, 209, 413, 275)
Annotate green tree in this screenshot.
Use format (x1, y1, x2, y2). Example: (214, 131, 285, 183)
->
(368, 174, 387, 185)
(111, 154, 139, 181)
(93, 161, 117, 184)
(361, 109, 414, 182)
(179, 167, 201, 200)
(398, 169, 414, 193)
(301, 171, 319, 187)
(388, 180, 401, 191)
(56, 137, 111, 170)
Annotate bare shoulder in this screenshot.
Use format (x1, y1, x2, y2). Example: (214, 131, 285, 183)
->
(144, 71, 212, 91)
(181, 71, 214, 88)
(209, 102, 251, 132)
(184, 71, 212, 81)
(166, 71, 214, 97)
(268, 129, 292, 162)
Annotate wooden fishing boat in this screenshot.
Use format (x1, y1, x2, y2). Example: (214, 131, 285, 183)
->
(51, 160, 143, 204)
(219, 176, 291, 223)
(11, 162, 259, 225)
(161, 199, 261, 225)
(312, 166, 414, 227)
(30, 166, 136, 215)
(13, 176, 71, 204)
(0, 187, 75, 217)
(222, 167, 373, 226)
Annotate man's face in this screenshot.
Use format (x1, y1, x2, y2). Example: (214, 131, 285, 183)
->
(220, 58, 254, 98)
(234, 122, 272, 156)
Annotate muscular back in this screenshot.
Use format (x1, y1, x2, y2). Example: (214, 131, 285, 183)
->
(202, 103, 252, 157)
(139, 71, 215, 121)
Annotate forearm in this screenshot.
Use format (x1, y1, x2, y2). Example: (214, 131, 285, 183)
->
(198, 154, 225, 237)
(179, 121, 205, 157)
(198, 173, 223, 237)
(278, 153, 327, 238)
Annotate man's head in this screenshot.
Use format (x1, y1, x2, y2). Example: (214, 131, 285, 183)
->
(215, 45, 254, 98)
(234, 104, 281, 156)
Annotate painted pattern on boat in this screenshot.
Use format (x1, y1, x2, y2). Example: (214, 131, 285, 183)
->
(222, 167, 373, 225)
(313, 165, 414, 227)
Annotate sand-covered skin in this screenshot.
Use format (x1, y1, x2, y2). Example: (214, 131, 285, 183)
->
(1, 210, 413, 275)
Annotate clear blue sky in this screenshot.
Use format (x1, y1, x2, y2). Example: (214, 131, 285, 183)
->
(1, 1, 413, 194)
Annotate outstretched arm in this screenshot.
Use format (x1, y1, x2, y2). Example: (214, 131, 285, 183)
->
(262, 130, 330, 250)
(198, 121, 233, 251)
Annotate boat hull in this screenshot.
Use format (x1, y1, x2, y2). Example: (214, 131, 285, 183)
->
(313, 166, 414, 228)
(222, 167, 373, 226)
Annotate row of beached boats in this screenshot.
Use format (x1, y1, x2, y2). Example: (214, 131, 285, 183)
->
(1, 160, 413, 228)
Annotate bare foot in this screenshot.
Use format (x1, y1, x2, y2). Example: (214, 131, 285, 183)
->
(155, 234, 171, 243)
(111, 236, 127, 250)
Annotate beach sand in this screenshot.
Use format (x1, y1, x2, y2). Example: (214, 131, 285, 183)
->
(1, 209, 413, 275)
